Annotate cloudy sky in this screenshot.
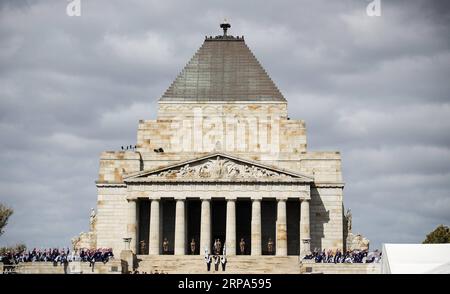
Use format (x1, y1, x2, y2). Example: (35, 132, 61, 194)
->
(0, 0, 449, 250)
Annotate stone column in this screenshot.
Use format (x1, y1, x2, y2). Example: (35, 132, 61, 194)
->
(225, 198, 236, 255)
(149, 199, 160, 255)
(300, 199, 311, 257)
(276, 198, 287, 256)
(200, 199, 211, 254)
(174, 198, 186, 255)
(251, 199, 262, 255)
(126, 199, 138, 253)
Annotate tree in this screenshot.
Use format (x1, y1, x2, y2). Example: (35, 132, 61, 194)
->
(0, 203, 13, 237)
(423, 225, 450, 244)
(0, 243, 27, 255)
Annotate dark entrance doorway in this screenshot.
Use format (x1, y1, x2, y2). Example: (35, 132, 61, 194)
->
(138, 199, 150, 255)
(286, 199, 300, 255)
(211, 199, 226, 254)
(287, 199, 300, 255)
(161, 199, 175, 255)
(236, 199, 251, 255)
(261, 200, 276, 255)
(186, 199, 201, 255)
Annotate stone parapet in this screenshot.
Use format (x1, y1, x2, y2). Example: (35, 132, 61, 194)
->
(98, 151, 142, 183)
(303, 262, 381, 274)
(11, 260, 122, 274)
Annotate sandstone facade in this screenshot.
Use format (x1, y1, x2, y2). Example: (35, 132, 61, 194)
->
(81, 23, 353, 266)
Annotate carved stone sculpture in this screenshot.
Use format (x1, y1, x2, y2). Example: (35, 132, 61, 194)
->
(346, 233, 370, 251)
(151, 157, 290, 180)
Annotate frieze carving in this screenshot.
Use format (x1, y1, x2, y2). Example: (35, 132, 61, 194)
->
(149, 157, 291, 180)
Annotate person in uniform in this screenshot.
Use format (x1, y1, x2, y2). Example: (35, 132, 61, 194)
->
(213, 254, 220, 271)
(267, 238, 274, 254)
(239, 238, 246, 255)
(190, 238, 196, 255)
(139, 240, 146, 255)
(220, 254, 227, 271)
(162, 238, 169, 254)
(204, 250, 211, 272)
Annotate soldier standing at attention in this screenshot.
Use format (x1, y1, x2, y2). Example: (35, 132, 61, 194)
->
(204, 250, 211, 271)
(213, 254, 220, 271)
(139, 240, 146, 255)
(239, 238, 246, 255)
(162, 238, 169, 254)
(190, 238, 196, 255)
(267, 238, 274, 255)
(221, 254, 227, 271)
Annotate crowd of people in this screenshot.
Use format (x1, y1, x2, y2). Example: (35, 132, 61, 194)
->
(304, 248, 382, 263)
(0, 248, 114, 266)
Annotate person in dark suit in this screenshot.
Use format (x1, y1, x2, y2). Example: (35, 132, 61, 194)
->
(214, 255, 220, 271)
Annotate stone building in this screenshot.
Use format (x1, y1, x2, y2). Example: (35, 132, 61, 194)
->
(81, 23, 351, 264)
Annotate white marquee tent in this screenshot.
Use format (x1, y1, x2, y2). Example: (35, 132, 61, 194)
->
(381, 243, 450, 274)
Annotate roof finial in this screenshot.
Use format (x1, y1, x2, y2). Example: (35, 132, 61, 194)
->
(220, 19, 231, 37)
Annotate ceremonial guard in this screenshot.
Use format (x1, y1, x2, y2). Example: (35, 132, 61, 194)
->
(221, 246, 227, 272)
(162, 238, 169, 254)
(221, 255, 227, 271)
(204, 249, 211, 272)
(213, 254, 220, 271)
(190, 238, 196, 255)
(239, 238, 246, 255)
(139, 240, 146, 255)
(267, 238, 274, 254)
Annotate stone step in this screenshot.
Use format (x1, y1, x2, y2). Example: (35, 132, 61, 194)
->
(136, 255, 301, 274)
(12, 260, 122, 274)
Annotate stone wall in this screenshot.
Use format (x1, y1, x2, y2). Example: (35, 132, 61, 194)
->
(2, 260, 122, 274)
(96, 187, 128, 254)
(137, 102, 306, 154)
(310, 187, 344, 251)
(90, 101, 346, 256)
(98, 151, 141, 183)
(304, 262, 381, 274)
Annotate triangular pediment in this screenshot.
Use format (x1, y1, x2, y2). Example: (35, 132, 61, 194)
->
(124, 153, 313, 183)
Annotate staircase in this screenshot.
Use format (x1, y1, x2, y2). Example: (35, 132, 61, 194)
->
(136, 255, 302, 274)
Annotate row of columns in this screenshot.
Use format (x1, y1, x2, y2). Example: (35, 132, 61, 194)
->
(126, 198, 311, 256)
